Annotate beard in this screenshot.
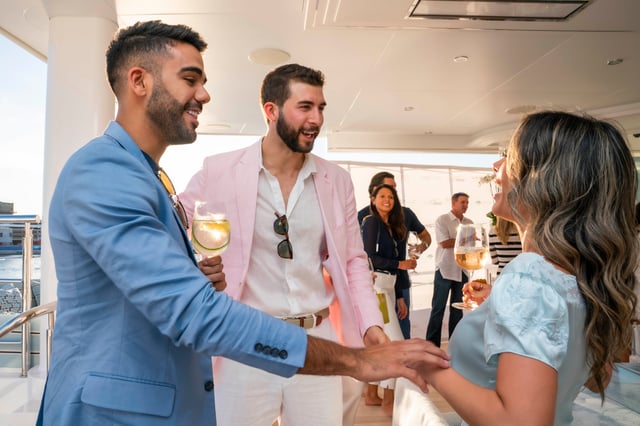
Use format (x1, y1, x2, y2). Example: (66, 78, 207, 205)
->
(147, 80, 198, 145)
(276, 113, 317, 154)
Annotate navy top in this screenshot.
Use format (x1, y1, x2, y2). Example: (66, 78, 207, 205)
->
(362, 215, 404, 299)
(358, 205, 426, 294)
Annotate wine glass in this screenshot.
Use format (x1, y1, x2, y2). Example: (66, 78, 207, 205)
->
(407, 231, 421, 274)
(190, 201, 230, 259)
(451, 223, 489, 311)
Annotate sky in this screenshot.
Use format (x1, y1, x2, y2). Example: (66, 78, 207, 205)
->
(0, 35, 47, 215)
(0, 34, 496, 216)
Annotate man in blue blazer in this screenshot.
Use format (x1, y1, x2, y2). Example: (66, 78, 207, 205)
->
(37, 21, 450, 425)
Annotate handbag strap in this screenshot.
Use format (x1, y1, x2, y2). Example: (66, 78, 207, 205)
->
(375, 217, 381, 253)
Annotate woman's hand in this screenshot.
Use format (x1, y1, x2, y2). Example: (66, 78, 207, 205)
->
(397, 297, 408, 320)
(462, 279, 491, 306)
(198, 255, 227, 291)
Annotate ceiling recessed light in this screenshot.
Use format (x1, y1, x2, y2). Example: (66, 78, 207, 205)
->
(23, 7, 48, 29)
(453, 55, 469, 63)
(404, 106, 415, 111)
(607, 58, 623, 66)
(248, 48, 291, 65)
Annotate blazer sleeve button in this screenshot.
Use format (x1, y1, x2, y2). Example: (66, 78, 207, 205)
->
(262, 345, 272, 355)
(204, 380, 214, 392)
(254, 343, 264, 353)
(270, 347, 280, 357)
(279, 349, 288, 359)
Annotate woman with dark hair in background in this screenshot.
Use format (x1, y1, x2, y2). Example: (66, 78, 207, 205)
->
(361, 184, 416, 415)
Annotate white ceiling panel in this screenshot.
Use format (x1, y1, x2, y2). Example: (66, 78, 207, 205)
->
(2, 0, 639, 151)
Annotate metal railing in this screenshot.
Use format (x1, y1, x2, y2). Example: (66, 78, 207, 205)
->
(0, 214, 42, 376)
(0, 301, 57, 374)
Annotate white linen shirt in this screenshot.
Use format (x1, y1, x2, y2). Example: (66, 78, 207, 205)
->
(241, 151, 333, 317)
(434, 211, 473, 281)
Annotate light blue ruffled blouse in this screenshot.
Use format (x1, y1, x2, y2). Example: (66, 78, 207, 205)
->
(449, 252, 588, 425)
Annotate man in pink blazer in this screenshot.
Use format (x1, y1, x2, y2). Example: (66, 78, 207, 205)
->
(181, 64, 387, 425)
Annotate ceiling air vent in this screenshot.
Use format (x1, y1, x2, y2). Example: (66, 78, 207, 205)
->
(409, 0, 591, 22)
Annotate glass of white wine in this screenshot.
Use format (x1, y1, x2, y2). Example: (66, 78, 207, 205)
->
(191, 201, 230, 259)
(407, 231, 420, 274)
(451, 223, 489, 311)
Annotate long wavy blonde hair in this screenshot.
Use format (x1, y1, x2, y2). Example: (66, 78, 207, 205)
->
(505, 111, 638, 399)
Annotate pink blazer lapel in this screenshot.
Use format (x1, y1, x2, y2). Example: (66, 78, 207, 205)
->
(313, 160, 335, 240)
(232, 143, 262, 273)
(313, 158, 341, 268)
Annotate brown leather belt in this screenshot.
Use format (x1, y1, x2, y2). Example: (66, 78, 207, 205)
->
(281, 308, 330, 329)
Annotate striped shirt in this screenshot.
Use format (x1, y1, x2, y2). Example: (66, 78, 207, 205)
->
(488, 227, 522, 275)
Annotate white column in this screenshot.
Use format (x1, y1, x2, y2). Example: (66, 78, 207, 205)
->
(37, 3, 117, 372)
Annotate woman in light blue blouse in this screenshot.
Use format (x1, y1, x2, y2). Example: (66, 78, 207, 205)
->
(418, 111, 638, 425)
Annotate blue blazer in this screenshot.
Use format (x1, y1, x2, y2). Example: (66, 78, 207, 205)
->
(38, 122, 307, 425)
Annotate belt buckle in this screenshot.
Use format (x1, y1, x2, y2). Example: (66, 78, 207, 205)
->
(306, 313, 317, 328)
(283, 310, 324, 329)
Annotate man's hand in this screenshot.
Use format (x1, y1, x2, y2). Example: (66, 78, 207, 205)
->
(300, 337, 450, 393)
(417, 229, 432, 252)
(198, 255, 227, 291)
(351, 339, 450, 392)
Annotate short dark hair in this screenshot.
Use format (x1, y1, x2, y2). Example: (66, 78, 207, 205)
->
(368, 171, 395, 196)
(106, 20, 207, 95)
(260, 63, 324, 108)
(452, 192, 469, 201)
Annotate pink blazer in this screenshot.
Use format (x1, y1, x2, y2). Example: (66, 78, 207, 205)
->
(181, 141, 383, 347)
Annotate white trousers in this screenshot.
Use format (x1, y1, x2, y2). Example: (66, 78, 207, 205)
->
(341, 377, 365, 426)
(213, 319, 343, 425)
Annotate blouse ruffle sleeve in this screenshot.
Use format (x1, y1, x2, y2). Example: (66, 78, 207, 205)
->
(484, 254, 570, 371)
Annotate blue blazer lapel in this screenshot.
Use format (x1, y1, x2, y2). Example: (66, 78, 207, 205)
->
(105, 121, 196, 264)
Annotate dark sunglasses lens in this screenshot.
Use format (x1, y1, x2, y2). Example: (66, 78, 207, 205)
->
(274, 216, 288, 235)
(174, 198, 189, 229)
(277, 240, 293, 259)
